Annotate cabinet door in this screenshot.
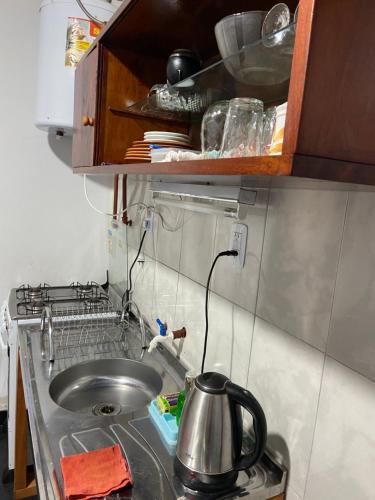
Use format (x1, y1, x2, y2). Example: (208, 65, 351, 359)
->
(72, 46, 99, 167)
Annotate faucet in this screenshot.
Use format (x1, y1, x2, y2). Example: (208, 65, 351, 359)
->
(121, 300, 147, 360)
(40, 306, 54, 362)
(148, 319, 187, 353)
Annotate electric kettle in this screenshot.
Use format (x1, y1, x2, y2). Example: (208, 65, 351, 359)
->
(175, 372, 267, 493)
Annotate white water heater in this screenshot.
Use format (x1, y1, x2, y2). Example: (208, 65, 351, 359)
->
(35, 0, 118, 136)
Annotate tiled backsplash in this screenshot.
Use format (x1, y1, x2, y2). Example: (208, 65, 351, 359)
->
(108, 177, 375, 500)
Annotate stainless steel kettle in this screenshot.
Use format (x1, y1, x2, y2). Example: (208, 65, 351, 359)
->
(175, 372, 267, 493)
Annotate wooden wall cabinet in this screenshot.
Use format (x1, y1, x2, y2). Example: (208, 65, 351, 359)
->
(73, 46, 99, 167)
(72, 0, 375, 186)
(73, 43, 190, 167)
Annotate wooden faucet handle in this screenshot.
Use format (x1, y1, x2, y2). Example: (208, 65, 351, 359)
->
(172, 327, 187, 339)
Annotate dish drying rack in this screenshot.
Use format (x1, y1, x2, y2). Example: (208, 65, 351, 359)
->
(47, 304, 130, 361)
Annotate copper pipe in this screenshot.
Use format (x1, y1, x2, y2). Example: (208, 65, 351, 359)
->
(113, 174, 119, 220)
(122, 174, 131, 226)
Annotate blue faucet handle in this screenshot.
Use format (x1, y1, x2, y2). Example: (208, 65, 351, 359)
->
(156, 318, 167, 337)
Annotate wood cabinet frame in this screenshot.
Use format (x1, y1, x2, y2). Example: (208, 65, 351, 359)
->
(72, 0, 375, 186)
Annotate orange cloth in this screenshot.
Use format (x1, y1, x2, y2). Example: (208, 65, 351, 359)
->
(60, 444, 131, 500)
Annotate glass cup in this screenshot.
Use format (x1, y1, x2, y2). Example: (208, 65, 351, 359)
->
(201, 100, 230, 158)
(261, 106, 277, 155)
(220, 98, 264, 158)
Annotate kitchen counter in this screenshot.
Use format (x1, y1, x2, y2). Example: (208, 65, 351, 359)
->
(18, 318, 287, 500)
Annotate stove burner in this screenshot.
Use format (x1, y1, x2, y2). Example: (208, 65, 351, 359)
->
(71, 282, 100, 298)
(16, 283, 50, 301)
(28, 287, 43, 300)
(25, 301, 47, 314)
(77, 285, 94, 295)
(84, 298, 105, 310)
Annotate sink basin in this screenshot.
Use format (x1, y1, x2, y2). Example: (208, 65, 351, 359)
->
(49, 358, 163, 416)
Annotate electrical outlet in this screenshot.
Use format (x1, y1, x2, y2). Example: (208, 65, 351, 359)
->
(230, 223, 248, 267)
(143, 213, 154, 232)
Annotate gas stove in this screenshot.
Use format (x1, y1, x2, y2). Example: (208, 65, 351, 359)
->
(9, 281, 111, 320)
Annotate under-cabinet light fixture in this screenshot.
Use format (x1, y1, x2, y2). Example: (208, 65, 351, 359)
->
(150, 182, 257, 219)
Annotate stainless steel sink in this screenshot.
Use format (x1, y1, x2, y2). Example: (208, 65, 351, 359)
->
(49, 358, 163, 416)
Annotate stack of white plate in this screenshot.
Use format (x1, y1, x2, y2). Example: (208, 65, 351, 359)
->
(124, 131, 195, 163)
(143, 131, 191, 146)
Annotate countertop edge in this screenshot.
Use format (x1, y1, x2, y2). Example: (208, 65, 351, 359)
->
(18, 330, 62, 499)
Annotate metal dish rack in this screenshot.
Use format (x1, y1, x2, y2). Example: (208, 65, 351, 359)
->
(49, 304, 129, 361)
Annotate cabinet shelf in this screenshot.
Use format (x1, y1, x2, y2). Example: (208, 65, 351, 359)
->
(74, 155, 293, 176)
(108, 106, 190, 124)
(113, 22, 296, 121)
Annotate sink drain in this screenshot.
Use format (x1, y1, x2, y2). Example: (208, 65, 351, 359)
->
(92, 403, 121, 416)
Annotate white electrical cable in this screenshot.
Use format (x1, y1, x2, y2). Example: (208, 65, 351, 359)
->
(83, 174, 147, 216)
(83, 173, 192, 232)
(153, 209, 190, 232)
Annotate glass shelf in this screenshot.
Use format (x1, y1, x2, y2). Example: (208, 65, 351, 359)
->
(114, 22, 296, 121)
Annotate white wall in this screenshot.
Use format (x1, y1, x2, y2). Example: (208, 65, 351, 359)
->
(0, 0, 113, 302)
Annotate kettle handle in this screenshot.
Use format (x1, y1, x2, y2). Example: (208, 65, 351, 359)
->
(226, 381, 267, 471)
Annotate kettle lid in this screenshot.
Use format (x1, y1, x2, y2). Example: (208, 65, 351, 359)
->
(195, 372, 229, 394)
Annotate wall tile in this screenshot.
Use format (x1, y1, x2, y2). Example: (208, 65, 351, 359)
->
(174, 274, 254, 383)
(153, 203, 184, 271)
(257, 188, 348, 351)
(286, 487, 302, 500)
(179, 211, 217, 286)
(328, 191, 375, 382)
(108, 223, 127, 292)
(130, 247, 156, 328)
(126, 179, 152, 252)
(247, 317, 324, 498)
(204, 301, 254, 388)
(126, 179, 184, 271)
(304, 357, 375, 500)
(212, 189, 269, 313)
(231, 306, 255, 387)
(151, 262, 179, 333)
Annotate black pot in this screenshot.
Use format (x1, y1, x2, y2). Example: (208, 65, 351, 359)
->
(166, 49, 202, 85)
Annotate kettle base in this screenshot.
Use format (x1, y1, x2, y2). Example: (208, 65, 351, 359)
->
(174, 456, 239, 494)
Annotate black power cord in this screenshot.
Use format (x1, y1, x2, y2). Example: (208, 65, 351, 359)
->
(201, 250, 239, 374)
(122, 230, 147, 307)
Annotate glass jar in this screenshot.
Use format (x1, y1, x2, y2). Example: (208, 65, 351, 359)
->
(200, 100, 230, 158)
(221, 97, 264, 158)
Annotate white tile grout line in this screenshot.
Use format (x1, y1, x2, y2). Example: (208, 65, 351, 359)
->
(245, 188, 271, 391)
(300, 353, 327, 500)
(324, 190, 350, 356)
(172, 209, 186, 326)
(301, 189, 350, 500)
